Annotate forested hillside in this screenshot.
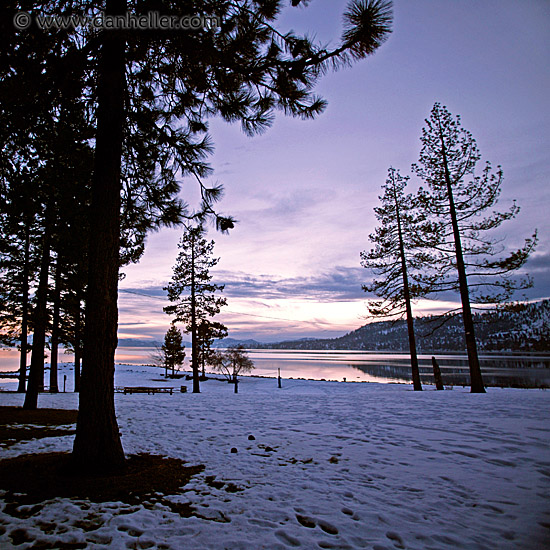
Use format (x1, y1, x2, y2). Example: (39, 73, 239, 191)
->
(259, 300, 550, 352)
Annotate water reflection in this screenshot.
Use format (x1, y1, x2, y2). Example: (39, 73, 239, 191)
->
(246, 350, 550, 388)
(2, 347, 549, 388)
(350, 355, 550, 389)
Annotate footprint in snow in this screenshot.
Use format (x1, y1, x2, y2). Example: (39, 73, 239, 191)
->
(341, 507, 359, 521)
(117, 525, 144, 537)
(296, 514, 316, 528)
(386, 531, 405, 549)
(295, 515, 338, 535)
(275, 529, 301, 547)
(318, 520, 338, 535)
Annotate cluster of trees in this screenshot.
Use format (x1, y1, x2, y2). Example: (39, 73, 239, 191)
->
(0, 19, 95, 403)
(1, 0, 393, 472)
(361, 103, 537, 393)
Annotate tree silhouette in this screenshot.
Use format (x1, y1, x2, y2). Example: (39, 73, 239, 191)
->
(4, 0, 393, 470)
(361, 167, 439, 391)
(412, 103, 538, 393)
(161, 323, 186, 378)
(197, 319, 228, 378)
(212, 345, 255, 392)
(164, 226, 227, 393)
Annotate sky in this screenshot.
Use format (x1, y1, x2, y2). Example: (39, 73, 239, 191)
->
(119, 0, 550, 344)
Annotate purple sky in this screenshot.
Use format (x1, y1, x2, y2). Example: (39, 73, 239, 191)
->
(119, 0, 550, 343)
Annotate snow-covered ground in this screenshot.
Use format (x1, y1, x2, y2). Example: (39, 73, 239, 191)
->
(1, 364, 550, 549)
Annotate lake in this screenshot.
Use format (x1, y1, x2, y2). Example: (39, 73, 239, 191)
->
(1, 347, 550, 388)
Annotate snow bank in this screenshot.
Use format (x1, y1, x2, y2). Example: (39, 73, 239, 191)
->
(1, 364, 549, 549)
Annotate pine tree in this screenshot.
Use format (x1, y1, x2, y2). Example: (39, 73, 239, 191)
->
(361, 167, 439, 391)
(79, 0, 392, 471)
(197, 319, 228, 378)
(1, 12, 96, 403)
(0, 18, 60, 394)
(4, 0, 393, 470)
(412, 103, 537, 393)
(164, 226, 227, 392)
(161, 323, 186, 378)
(0, 184, 40, 393)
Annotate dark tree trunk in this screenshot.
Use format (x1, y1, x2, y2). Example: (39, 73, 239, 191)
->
(392, 187, 422, 391)
(49, 255, 62, 393)
(431, 356, 444, 390)
(439, 134, 485, 393)
(23, 215, 52, 409)
(74, 345, 81, 392)
(74, 296, 81, 392)
(17, 224, 31, 393)
(190, 234, 200, 393)
(71, 0, 127, 472)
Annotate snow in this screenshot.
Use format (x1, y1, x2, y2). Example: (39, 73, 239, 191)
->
(1, 364, 550, 549)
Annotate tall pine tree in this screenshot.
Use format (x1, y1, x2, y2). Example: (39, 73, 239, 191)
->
(164, 226, 227, 393)
(5, 0, 393, 471)
(412, 103, 537, 393)
(361, 167, 439, 391)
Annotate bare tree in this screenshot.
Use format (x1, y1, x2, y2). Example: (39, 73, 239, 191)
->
(211, 346, 255, 393)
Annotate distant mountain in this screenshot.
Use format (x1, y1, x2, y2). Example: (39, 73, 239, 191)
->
(115, 301, 550, 353)
(118, 338, 162, 348)
(117, 338, 192, 348)
(212, 337, 262, 348)
(256, 300, 550, 353)
(117, 337, 260, 350)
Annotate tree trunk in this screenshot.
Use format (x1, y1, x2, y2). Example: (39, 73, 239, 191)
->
(74, 297, 81, 392)
(17, 224, 31, 393)
(74, 345, 81, 392)
(23, 214, 52, 409)
(49, 255, 62, 393)
(71, 0, 127, 473)
(190, 233, 200, 393)
(393, 186, 422, 391)
(439, 133, 485, 393)
(431, 356, 444, 390)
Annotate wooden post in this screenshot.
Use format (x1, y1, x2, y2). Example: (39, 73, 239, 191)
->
(234, 377, 239, 394)
(64, 375, 67, 393)
(278, 368, 282, 389)
(431, 356, 444, 390)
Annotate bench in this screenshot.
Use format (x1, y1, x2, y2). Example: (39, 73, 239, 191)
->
(122, 386, 175, 395)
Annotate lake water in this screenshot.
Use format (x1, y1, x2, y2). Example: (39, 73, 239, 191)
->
(1, 347, 550, 388)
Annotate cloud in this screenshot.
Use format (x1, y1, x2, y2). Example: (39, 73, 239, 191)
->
(521, 252, 550, 299)
(120, 266, 368, 303)
(215, 266, 368, 301)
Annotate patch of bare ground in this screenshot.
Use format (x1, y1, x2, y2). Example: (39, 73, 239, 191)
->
(0, 452, 204, 518)
(0, 406, 77, 448)
(0, 407, 204, 518)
